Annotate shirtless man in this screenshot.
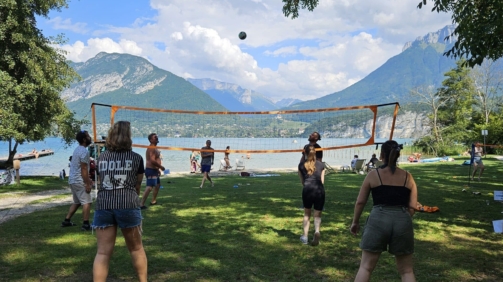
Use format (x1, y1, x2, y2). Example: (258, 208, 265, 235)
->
(140, 133, 165, 209)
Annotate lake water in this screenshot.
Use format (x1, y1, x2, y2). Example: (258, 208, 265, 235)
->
(0, 137, 413, 176)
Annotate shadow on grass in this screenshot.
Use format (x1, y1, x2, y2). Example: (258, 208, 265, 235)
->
(1, 157, 503, 281)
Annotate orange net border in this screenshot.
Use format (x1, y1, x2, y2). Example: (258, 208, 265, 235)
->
(91, 102, 400, 154)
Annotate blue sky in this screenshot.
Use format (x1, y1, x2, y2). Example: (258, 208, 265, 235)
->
(37, 0, 452, 102)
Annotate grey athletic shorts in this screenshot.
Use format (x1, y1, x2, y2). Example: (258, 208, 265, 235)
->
(360, 205, 414, 255)
(69, 183, 92, 205)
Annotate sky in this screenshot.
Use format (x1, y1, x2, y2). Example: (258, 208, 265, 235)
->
(37, 0, 452, 102)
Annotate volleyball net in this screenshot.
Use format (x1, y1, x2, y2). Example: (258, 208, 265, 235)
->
(89, 102, 400, 155)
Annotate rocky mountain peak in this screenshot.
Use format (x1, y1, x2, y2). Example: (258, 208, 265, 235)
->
(402, 25, 457, 52)
(61, 52, 167, 102)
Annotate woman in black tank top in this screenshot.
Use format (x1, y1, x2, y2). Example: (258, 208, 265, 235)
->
(298, 145, 325, 246)
(350, 140, 418, 282)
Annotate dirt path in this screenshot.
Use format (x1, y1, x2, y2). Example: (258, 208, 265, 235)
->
(0, 188, 73, 225)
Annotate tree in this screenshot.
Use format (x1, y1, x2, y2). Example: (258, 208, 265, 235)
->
(470, 60, 503, 125)
(412, 60, 478, 155)
(0, 0, 82, 169)
(281, 0, 503, 67)
(409, 85, 452, 155)
(436, 60, 476, 144)
(282, 0, 319, 19)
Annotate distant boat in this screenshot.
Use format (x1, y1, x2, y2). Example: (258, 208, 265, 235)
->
(293, 140, 297, 143)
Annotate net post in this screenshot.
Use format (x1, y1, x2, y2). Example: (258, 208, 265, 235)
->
(110, 106, 118, 126)
(91, 103, 97, 143)
(389, 103, 400, 139)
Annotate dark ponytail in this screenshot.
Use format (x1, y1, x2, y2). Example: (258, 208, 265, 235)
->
(380, 140, 402, 174)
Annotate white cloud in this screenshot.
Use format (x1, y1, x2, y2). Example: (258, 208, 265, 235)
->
(264, 46, 298, 57)
(47, 17, 88, 34)
(52, 0, 453, 101)
(60, 38, 142, 62)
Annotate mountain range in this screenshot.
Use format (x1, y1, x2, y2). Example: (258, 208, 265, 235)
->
(63, 25, 461, 122)
(288, 25, 458, 109)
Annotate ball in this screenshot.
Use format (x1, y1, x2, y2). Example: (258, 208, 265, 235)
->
(238, 31, 247, 40)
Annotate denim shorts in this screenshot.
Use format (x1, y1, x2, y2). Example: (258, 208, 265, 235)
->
(92, 208, 143, 229)
(360, 205, 414, 255)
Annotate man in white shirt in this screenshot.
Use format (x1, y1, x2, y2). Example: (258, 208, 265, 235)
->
(351, 155, 359, 170)
(62, 130, 93, 231)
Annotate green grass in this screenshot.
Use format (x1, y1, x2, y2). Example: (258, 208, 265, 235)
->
(1, 157, 503, 281)
(0, 176, 68, 197)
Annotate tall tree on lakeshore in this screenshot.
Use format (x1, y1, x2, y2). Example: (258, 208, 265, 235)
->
(0, 0, 82, 169)
(470, 60, 503, 126)
(409, 85, 452, 155)
(281, 0, 503, 67)
(436, 60, 476, 143)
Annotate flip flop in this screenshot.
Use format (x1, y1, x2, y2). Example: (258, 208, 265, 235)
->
(150, 201, 157, 205)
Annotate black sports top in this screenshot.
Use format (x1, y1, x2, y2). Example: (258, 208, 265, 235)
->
(371, 169, 411, 207)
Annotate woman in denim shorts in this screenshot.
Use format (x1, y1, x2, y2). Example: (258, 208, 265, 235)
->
(350, 140, 418, 282)
(92, 121, 147, 282)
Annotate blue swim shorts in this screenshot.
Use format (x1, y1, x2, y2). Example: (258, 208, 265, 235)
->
(145, 168, 160, 187)
(92, 208, 143, 229)
(201, 164, 211, 173)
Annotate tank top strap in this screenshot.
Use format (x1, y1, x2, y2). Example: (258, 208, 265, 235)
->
(376, 168, 383, 185)
(403, 170, 408, 186)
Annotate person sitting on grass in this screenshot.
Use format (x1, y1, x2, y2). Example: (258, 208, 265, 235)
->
(351, 155, 359, 170)
(366, 154, 379, 171)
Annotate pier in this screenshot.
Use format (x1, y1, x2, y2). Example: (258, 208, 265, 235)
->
(0, 149, 54, 162)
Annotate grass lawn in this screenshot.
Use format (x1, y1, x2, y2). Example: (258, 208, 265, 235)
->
(0, 176, 68, 198)
(1, 157, 503, 281)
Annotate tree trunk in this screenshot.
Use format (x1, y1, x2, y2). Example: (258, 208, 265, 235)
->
(0, 139, 18, 169)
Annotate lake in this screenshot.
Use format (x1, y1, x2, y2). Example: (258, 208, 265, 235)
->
(0, 137, 413, 176)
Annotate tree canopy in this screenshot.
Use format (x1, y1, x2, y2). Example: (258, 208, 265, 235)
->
(281, 0, 503, 67)
(412, 59, 503, 156)
(0, 0, 82, 168)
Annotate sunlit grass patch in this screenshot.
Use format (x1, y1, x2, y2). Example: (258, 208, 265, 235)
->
(1, 157, 503, 281)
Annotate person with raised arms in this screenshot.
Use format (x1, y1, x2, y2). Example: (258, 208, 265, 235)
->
(298, 145, 325, 246)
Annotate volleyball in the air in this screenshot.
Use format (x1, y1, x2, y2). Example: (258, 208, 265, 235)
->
(238, 31, 247, 40)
